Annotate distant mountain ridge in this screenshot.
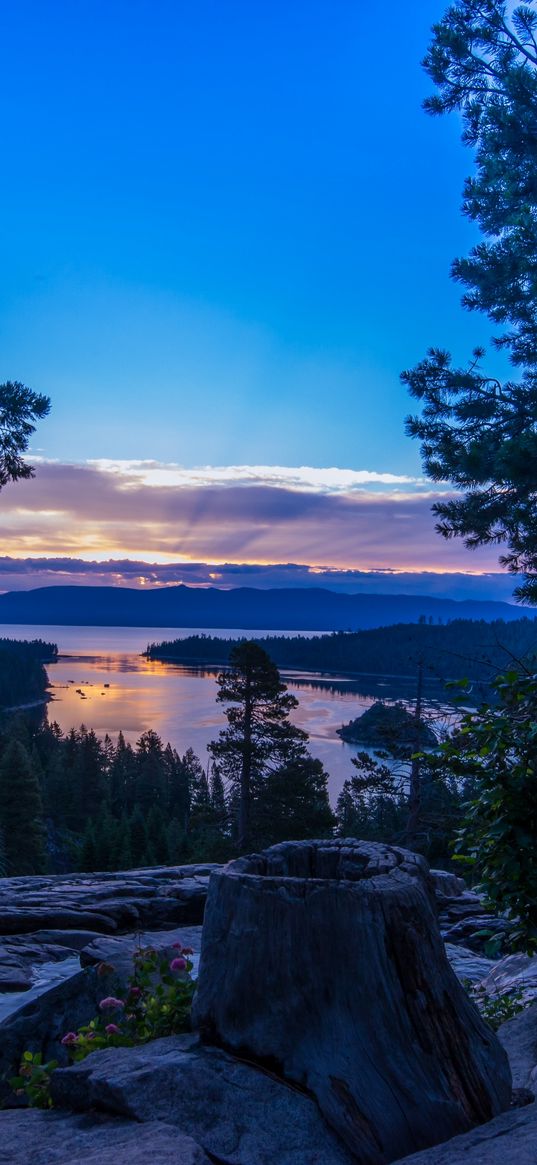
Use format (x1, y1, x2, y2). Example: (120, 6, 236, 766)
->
(0, 583, 529, 630)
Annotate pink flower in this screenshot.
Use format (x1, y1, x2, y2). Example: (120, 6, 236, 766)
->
(182, 947, 194, 955)
(61, 1032, 79, 1046)
(105, 1023, 121, 1035)
(170, 957, 187, 972)
(99, 996, 125, 1011)
(171, 941, 183, 950)
(128, 985, 142, 998)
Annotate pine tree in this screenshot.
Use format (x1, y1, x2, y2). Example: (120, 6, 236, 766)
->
(76, 729, 106, 822)
(0, 739, 45, 874)
(0, 381, 50, 489)
(256, 755, 335, 846)
(108, 731, 136, 816)
(80, 821, 97, 871)
(166, 816, 186, 864)
(164, 743, 190, 826)
(210, 765, 228, 831)
(129, 806, 148, 866)
(208, 641, 326, 850)
(403, 1, 537, 600)
(135, 730, 165, 810)
(146, 804, 169, 864)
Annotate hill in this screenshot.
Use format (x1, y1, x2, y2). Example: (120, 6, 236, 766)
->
(0, 583, 529, 630)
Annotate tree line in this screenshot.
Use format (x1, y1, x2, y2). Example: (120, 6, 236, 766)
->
(0, 638, 55, 711)
(146, 618, 537, 686)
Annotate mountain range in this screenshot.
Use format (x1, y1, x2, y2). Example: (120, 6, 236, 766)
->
(0, 584, 530, 630)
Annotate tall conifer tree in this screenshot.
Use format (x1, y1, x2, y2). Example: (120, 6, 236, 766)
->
(0, 739, 45, 874)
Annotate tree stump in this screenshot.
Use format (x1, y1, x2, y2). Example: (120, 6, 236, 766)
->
(192, 840, 511, 1165)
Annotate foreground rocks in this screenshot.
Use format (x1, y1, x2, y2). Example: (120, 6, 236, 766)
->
(0, 1109, 211, 1165)
(0, 860, 502, 993)
(50, 1033, 355, 1165)
(0, 926, 202, 1104)
(193, 839, 511, 1164)
(391, 1100, 537, 1164)
(497, 1002, 537, 1095)
(0, 864, 216, 936)
(0, 853, 529, 1164)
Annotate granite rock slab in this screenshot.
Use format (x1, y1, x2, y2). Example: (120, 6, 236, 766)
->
(0, 864, 217, 935)
(50, 1033, 356, 1165)
(391, 1098, 537, 1165)
(498, 1002, 537, 1095)
(0, 1109, 210, 1165)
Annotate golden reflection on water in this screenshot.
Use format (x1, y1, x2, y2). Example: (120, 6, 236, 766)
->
(46, 652, 382, 798)
(3, 622, 454, 800)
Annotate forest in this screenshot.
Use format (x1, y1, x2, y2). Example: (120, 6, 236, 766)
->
(145, 618, 537, 684)
(0, 638, 56, 711)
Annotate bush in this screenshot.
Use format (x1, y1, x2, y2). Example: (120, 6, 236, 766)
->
(444, 672, 537, 952)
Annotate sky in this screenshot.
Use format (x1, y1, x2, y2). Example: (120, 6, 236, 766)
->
(0, 1, 517, 597)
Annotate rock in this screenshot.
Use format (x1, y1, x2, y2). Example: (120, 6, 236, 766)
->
(478, 953, 537, 1003)
(428, 869, 467, 899)
(391, 1099, 537, 1164)
(79, 925, 202, 977)
(0, 920, 204, 1106)
(0, 932, 102, 996)
(498, 1003, 537, 1094)
(442, 915, 510, 949)
(50, 1034, 355, 1165)
(0, 864, 217, 936)
(444, 943, 496, 984)
(0, 1108, 210, 1164)
(0, 963, 123, 1106)
(0, 955, 32, 992)
(193, 839, 511, 1165)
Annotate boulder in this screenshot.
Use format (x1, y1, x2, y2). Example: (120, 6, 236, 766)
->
(79, 925, 202, 977)
(444, 943, 496, 984)
(0, 922, 204, 1106)
(498, 1003, 537, 1095)
(192, 839, 512, 1165)
(50, 1034, 355, 1165)
(391, 1099, 537, 1164)
(428, 869, 466, 899)
(478, 952, 537, 1003)
(442, 915, 510, 950)
(0, 1108, 210, 1164)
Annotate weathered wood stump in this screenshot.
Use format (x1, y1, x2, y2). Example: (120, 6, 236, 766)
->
(192, 839, 511, 1165)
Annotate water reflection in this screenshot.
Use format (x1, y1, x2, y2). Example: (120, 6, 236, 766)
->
(0, 624, 465, 802)
(46, 655, 459, 801)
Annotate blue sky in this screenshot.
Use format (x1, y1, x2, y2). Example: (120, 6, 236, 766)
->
(0, 1, 516, 591)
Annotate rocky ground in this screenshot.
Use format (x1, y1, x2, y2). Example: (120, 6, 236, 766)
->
(0, 859, 536, 1163)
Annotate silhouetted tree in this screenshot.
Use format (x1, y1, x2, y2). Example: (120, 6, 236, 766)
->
(209, 641, 332, 849)
(0, 381, 50, 487)
(135, 730, 165, 809)
(403, 1, 537, 600)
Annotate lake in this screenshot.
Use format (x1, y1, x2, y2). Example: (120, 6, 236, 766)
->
(1, 624, 455, 802)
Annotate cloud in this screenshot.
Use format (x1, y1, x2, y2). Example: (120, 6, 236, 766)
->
(0, 555, 519, 602)
(0, 457, 505, 577)
(89, 460, 424, 492)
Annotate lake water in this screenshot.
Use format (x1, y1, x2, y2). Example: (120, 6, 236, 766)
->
(2, 625, 454, 802)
